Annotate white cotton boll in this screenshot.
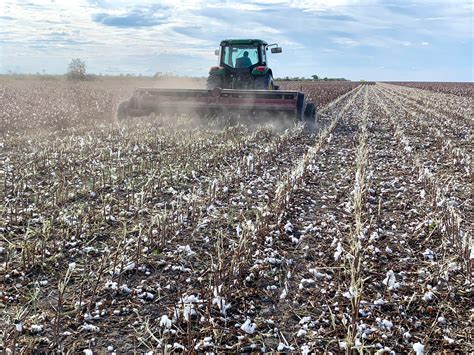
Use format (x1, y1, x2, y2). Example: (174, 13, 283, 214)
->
(240, 319, 256, 334)
(203, 337, 213, 347)
(437, 316, 446, 325)
(183, 305, 196, 321)
(381, 319, 393, 330)
(106, 281, 118, 290)
(413, 342, 424, 355)
(403, 331, 411, 340)
(299, 316, 311, 325)
(297, 329, 307, 337)
(422, 249, 435, 260)
(423, 291, 434, 302)
(15, 322, 23, 332)
(443, 335, 454, 344)
(178, 245, 195, 256)
(81, 323, 99, 332)
(290, 236, 299, 244)
(374, 298, 385, 306)
(277, 343, 294, 352)
(343, 286, 358, 300)
(339, 341, 347, 349)
(30, 324, 43, 333)
(123, 262, 136, 271)
(309, 269, 332, 279)
(383, 270, 400, 290)
(107, 346, 114, 352)
(83, 350, 93, 355)
(334, 242, 343, 261)
(265, 236, 273, 246)
(173, 343, 185, 351)
(301, 345, 310, 355)
(212, 296, 231, 316)
(160, 315, 172, 328)
(68, 262, 76, 271)
(284, 221, 293, 234)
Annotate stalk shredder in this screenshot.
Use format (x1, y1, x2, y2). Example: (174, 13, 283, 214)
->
(117, 39, 317, 127)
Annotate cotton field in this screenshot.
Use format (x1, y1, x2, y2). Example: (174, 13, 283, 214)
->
(1, 77, 472, 353)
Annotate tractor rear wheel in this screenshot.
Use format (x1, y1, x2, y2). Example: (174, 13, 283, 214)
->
(254, 74, 274, 90)
(206, 73, 224, 89)
(304, 102, 317, 132)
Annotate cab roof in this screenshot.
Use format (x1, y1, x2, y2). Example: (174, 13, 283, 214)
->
(220, 39, 268, 46)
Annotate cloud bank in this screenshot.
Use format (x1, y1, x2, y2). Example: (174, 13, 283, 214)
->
(0, 0, 472, 80)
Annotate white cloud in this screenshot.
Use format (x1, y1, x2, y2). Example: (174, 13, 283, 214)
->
(333, 37, 360, 47)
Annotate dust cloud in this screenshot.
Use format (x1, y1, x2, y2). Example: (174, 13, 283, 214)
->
(150, 77, 205, 89)
(118, 77, 306, 133)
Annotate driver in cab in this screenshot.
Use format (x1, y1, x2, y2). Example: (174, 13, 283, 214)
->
(235, 51, 253, 68)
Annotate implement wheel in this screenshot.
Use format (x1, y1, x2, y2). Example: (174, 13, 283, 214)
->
(304, 102, 317, 132)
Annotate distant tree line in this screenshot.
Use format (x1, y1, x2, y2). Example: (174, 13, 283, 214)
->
(276, 75, 348, 81)
(6, 60, 349, 82)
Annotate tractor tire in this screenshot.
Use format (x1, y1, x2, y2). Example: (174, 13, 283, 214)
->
(117, 100, 129, 121)
(206, 73, 224, 90)
(304, 102, 317, 132)
(254, 74, 274, 90)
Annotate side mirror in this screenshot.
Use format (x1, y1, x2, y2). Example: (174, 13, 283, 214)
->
(214, 49, 219, 56)
(271, 47, 282, 54)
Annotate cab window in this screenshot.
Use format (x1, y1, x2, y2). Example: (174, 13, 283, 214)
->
(223, 46, 259, 68)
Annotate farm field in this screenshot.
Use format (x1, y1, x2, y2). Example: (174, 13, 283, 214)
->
(1, 78, 473, 353)
(387, 82, 473, 97)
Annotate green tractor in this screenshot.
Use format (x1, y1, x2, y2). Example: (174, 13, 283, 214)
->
(207, 39, 280, 90)
(117, 39, 317, 129)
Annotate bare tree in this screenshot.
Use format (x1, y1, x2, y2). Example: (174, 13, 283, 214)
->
(67, 58, 86, 80)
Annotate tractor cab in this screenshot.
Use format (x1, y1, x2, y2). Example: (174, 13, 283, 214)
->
(208, 39, 282, 90)
(219, 40, 266, 69)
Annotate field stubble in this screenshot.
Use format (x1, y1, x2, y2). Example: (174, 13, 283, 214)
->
(0, 77, 472, 353)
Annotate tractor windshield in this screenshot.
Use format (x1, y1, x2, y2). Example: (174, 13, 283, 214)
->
(222, 46, 259, 68)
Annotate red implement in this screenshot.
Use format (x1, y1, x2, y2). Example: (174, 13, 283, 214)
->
(118, 88, 308, 121)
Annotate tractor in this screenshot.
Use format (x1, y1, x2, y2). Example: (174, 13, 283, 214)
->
(117, 39, 317, 129)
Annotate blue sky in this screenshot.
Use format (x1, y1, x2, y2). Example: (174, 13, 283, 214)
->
(0, 0, 472, 81)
